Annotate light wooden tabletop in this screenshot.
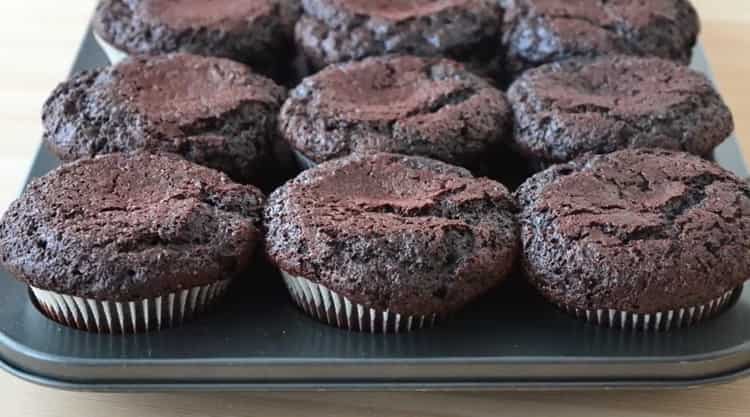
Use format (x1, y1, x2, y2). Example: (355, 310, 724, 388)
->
(1, 1, 749, 416)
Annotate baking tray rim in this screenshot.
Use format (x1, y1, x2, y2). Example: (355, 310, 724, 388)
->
(1, 323, 750, 391)
(1, 349, 750, 392)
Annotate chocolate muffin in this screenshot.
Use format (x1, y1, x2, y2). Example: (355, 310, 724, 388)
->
(93, 0, 301, 82)
(501, 0, 700, 77)
(0, 152, 265, 333)
(265, 153, 519, 332)
(280, 55, 513, 177)
(516, 149, 750, 330)
(296, 0, 503, 75)
(508, 55, 733, 167)
(42, 53, 291, 190)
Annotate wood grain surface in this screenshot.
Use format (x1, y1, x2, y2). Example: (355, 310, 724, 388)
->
(0, 1, 748, 416)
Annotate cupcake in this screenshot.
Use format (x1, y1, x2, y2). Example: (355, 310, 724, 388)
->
(0, 152, 265, 333)
(264, 153, 519, 333)
(93, 0, 301, 83)
(515, 149, 750, 331)
(296, 0, 503, 77)
(280, 55, 515, 179)
(42, 53, 292, 190)
(507, 55, 734, 169)
(501, 0, 700, 78)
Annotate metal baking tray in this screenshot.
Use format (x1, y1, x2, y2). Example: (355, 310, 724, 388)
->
(0, 27, 748, 392)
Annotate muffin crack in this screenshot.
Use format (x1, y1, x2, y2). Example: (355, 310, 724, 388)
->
(546, 171, 722, 246)
(662, 173, 717, 220)
(418, 86, 478, 116)
(114, 228, 213, 254)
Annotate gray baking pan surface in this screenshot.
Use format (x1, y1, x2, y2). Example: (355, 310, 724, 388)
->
(0, 29, 748, 392)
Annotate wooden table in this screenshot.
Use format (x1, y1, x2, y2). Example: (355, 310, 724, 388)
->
(0, 1, 748, 416)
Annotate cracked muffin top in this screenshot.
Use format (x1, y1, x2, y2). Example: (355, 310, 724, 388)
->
(280, 55, 512, 174)
(507, 55, 733, 165)
(501, 0, 700, 76)
(0, 152, 265, 301)
(295, 0, 503, 73)
(515, 148, 750, 313)
(93, 0, 301, 81)
(42, 53, 288, 187)
(264, 153, 519, 315)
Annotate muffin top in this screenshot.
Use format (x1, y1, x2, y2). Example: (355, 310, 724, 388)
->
(137, 0, 276, 30)
(265, 153, 519, 315)
(508, 55, 733, 164)
(0, 152, 265, 301)
(95, 0, 300, 46)
(516, 149, 750, 313)
(281, 55, 512, 171)
(310, 0, 479, 20)
(296, 0, 503, 69)
(114, 53, 281, 127)
(502, 0, 699, 75)
(93, 0, 301, 78)
(43, 53, 287, 185)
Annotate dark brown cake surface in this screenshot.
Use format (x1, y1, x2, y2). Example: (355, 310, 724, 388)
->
(515, 149, 750, 313)
(93, 0, 301, 80)
(138, 0, 275, 30)
(295, 0, 503, 72)
(281, 55, 512, 174)
(502, 0, 700, 76)
(318, 0, 478, 20)
(0, 152, 265, 301)
(507, 55, 733, 165)
(264, 153, 519, 316)
(43, 53, 289, 187)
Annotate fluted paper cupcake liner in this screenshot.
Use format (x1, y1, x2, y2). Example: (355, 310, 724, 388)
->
(93, 32, 128, 65)
(31, 280, 231, 333)
(559, 287, 741, 332)
(281, 271, 438, 333)
(292, 151, 316, 170)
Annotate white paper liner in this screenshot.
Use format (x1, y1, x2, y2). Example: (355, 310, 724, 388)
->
(31, 280, 231, 333)
(560, 287, 741, 331)
(281, 271, 438, 333)
(292, 151, 317, 170)
(93, 32, 129, 65)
